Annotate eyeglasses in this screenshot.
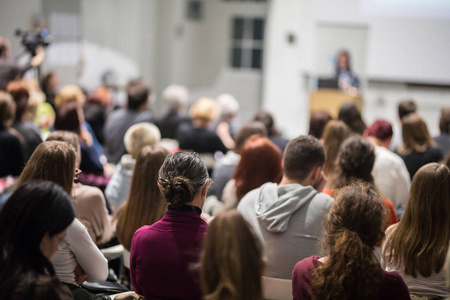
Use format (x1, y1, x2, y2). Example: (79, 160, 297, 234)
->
(74, 168, 82, 180)
(56, 235, 70, 249)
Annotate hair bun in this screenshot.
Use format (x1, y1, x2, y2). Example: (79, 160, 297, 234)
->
(159, 176, 194, 208)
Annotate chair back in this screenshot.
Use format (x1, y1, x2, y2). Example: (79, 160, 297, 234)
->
(262, 276, 292, 300)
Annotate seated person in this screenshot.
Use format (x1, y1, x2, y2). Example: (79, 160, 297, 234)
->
(252, 110, 289, 153)
(433, 107, 450, 157)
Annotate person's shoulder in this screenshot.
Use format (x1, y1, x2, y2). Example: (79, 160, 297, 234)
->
(381, 270, 410, 297)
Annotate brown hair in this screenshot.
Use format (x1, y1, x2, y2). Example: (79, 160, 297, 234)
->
(308, 110, 333, 139)
(439, 107, 450, 134)
(252, 110, 280, 137)
(158, 151, 209, 209)
(54, 101, 81, 133)
(6, 81, 29, 122)
(16, 141, 76, 195)
(311, 182, 385, 300)
(398, 99, 417, 120)
(283, 135, 326, 182)
(201, 209, 263, 300)
(46, 131, 81, 167)
(0, 91, 15, 128)
(398, 113, 433, 155)
(116, 145, 169, 250)
(321, 120, 352, 177)
(127, 80, 151, 110)
(233, 121, 267, 154)
(383, 163, 450, 277)
(338, 103, 366, 135)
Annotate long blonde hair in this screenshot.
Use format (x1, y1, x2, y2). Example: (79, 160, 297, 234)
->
(201, 209, 264, 300)
(383, 163, 450, 277)
(116, 145, 169, 251)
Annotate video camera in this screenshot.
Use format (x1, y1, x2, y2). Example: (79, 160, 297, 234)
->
(15, 28, 51, 56)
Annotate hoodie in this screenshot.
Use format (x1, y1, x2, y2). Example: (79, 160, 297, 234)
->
(237, 182, 333, 279)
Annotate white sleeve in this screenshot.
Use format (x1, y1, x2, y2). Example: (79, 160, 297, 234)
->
(67, 218, 109, 282)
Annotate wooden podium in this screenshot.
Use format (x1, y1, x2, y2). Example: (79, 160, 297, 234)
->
(310, 89, 362, 118)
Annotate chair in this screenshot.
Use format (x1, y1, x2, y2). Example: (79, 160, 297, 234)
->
(262, 276, 292, 300)
(123, 249, 130, 269)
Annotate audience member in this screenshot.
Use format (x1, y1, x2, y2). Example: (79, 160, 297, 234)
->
(83, 88, 111, 145)
(397, 113, 443, 179)
(154, 84, 191, 140)
(46, 131, 113, 245)
(7, 81, 42, 159)
(104, 80, 152, 163)
(222, 135, 282, 209)
(215, 93, 240, 149)
(434, 107, 450, 157)
(292, 182, 410, 300)
(105, 122, 161, 212)
(0, 181, 74, 299)
(130, 152, 210, 299)
(338, 102, 366, 135)
(382, 163, 450, 299)
(308, 110, 332, 139)
(116, 145, 169, 251)
(390, 99, 417, 151)
(211, 121, 267, 200)
(41, 71, 59, 110)
(200, 209, 264, 300)
(238, 135, 332, 279)
(365, 120, 411, 211)
(253, 110, 289, 152)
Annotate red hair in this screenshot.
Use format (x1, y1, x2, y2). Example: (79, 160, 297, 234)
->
(233, 135, 282, 200)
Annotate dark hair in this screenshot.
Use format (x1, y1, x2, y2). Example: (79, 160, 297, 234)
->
(158, 151, 209, 209)
(365, 120, 393, 141)
(309, 110, 333, 139)
(398, 99, 417, 120)
(0, 91, 15, 128)
(6, 81, 29, 122)
(338, 103, 366, 135)
(283, 135, 326, 181)
(332, 136, 375, 188)
(0, 181, 75, 298)
(335, 50, 352, 73)
(234, 121, 267, 154)
(439, 107, 450, 134)
(127, 81, 151, 110)
(311, 182, 384, 300)
(54, 101, 81, 132)
(253, 110, 280, 137)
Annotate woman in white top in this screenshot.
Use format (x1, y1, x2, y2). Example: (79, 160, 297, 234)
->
(382, 163, 450, 298)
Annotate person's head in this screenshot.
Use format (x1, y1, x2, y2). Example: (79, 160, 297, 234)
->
(233, 135, 282, 200)
(0, 36, 10, 58)
(189, 98, 219, 123)
(311, 182, 384, 300)
(321, 120, 352, 176)
(158, 151, 210, 209)
(333, 136, 375, 188)
(42, 72, 59, 94)
(365, 120, 393, 147)
(233, 121, 267, 154)
(124, 122, 161, 159)
(399, 113, 433, 154)
(0, 181, 74, 274)
(162, 85, 189, 113)
(308, 110, 333, 139)
(338, 102, 366, 135)
(0, 91, 15, 128)
(253, 110, 279, 137)
(439, 107, 450, 134)
(383, 163, 450, 278)
(16, 141, 76, 195)
(201, 209, 263, 300)
(117, 145, 169, 250)
(127, 80, 151, 110)
(336, 50, 351, 72)
(6, 81, 29, 122)
(54, 85, 85, 110)
(398, 99, 417, 120)
(46, 131, 81, 167)
(54, 101, 82, 133)
(216, 94, 239, 121)
(283, 135, 326, 185)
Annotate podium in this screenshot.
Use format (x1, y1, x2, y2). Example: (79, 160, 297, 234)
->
(310, 89, 362, 118)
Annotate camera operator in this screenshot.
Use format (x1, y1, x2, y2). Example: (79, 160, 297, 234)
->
(0, 36, 45, 90)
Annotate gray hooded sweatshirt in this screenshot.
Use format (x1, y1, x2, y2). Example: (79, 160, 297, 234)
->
(237, 182, 333, 279)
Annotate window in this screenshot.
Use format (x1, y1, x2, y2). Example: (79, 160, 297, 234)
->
(230, 17, 265, 70)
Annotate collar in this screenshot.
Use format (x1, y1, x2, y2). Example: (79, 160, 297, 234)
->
(168, 204, 202, 215)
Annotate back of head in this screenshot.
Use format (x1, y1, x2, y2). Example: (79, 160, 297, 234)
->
(201, 209, 263, 300)
(311, 182, 384, 300)
(0, 91, 15, 128)
(216, 94, 239, 118)
(253, 110, 278, 136)
(338, 103, 366, 135)
(439, 107, 450, 134)
(162, 85, 189, 112)
(366, 120, 393, 141)
(124, 122, 161, 158)
(6, 81, 29, 122)
(334, 136, 375, 188)
(398, 99, 417, 120)
(384, 163, 450, 278)
(55, 85, 85, 110)
(16, 141, 76, 195)
(0, 36, 10, 57)
(46, 131, 79, 152)
(234, 121, 268, 154)
(127, 80, 151, 110)
(158, 151, 209, 209)
(283, 135, 325, 182)
(308, 110, 333, 139)
(234, 135, 282, 200)
(399, 113, 432, 154)
(54, 101, 81, 132)
(189, 98, 219, 122)
(322, 120, 352, 176)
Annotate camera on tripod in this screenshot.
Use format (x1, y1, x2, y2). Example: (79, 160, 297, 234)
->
(15, 28, 51, 56)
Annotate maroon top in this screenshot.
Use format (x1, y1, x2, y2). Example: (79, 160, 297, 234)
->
(130, 207, 208, 300)
(292, 256, 411, 300)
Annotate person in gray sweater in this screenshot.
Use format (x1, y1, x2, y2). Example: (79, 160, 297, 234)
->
(237, 135, 333, 279)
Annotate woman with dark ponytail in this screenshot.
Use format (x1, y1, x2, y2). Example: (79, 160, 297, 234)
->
(292, 182, 410, 300)
(130, 151, 210, 300)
